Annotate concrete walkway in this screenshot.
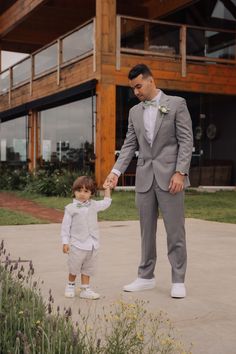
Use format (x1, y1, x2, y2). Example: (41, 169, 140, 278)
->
(1, 219, 236, 354)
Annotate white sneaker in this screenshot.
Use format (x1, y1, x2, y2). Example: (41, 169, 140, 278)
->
(123, 278, 156, 292)
(80, 287, 100, 300)
(65, 283, 75, 298)
(171, 283, 186, 298)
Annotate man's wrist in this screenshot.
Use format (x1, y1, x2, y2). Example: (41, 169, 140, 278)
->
(175, 171, 187, 176)
(111, 168, 121, 177)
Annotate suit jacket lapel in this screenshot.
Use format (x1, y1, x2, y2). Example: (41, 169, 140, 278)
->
(152, 92, 169, 144)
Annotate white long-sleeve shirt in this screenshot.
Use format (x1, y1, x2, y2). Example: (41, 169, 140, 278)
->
(61, 197, 112, 250)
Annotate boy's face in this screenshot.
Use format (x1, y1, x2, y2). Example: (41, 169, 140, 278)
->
(74, 186, 92, 202)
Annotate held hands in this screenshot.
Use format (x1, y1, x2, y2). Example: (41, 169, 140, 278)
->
(103, 173, 119, 190)
(103, 179, 111, 198)
(63, 244, 69, 254)
(168, 172, 185, 194)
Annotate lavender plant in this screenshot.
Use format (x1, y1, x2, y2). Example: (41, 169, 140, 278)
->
(0, 240, 192, 353)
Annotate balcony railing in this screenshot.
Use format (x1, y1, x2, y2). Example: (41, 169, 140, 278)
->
(116, 15, 236, 75)
(0, 19, 95, 100)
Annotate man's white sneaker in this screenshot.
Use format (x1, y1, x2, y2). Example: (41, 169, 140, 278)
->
(80, 287, 100, 300)
(171, 283, 186, 298)
(65, 283, 75, 298)
(123, 278, 156, 292)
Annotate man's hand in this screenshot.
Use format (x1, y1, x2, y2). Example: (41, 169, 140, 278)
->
(63, 244, 69, 254)
(168, 172, 185, 194)
(104, 172, 119, 189)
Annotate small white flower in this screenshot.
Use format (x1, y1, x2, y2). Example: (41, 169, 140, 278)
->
(158, 105, 169, 114)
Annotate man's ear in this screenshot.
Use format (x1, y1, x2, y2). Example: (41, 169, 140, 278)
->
(149, 76, 154, 84)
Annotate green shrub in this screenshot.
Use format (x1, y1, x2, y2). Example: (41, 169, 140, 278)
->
(0, 166, 32, 191)
(0, 241, 192, 353)
(0, 167, 91, 197)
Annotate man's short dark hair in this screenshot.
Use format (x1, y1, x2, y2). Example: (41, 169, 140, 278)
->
(128, 64, 153, 80)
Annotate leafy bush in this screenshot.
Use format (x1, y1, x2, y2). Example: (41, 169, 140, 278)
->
(0, 166, 32, 191)
(0, 167, 91, 197)
(0, 240, 192, 354)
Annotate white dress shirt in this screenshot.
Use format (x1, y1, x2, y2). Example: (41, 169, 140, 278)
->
(61, 197, 112, 250)
(143, 90, 161, 146)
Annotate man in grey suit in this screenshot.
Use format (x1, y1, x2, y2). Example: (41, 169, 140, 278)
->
(105, 64, 193, 298)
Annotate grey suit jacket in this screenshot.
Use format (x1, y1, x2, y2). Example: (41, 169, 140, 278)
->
(113, 91, 193, 192)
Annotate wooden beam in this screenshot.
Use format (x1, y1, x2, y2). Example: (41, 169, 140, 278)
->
(0, 0, 47, 38)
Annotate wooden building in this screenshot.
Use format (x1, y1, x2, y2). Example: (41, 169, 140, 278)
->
(0, 0, 236, 187)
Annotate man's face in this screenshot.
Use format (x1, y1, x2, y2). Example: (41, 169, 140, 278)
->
(129, 74, 154, 101)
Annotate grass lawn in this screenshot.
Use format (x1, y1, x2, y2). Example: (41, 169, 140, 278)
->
(0, 208, 48, 225)
(185, 190, 236, 223)
(16, 189, 236, 224)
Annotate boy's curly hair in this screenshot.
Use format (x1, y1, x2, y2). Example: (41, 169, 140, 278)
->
(72, 176, 96, 195)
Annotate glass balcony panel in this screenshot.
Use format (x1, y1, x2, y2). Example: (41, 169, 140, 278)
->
(121, 19, 145, 49)
(0, 70, 9, 94)
(121, 18, 179, 55)
(148, 23, 180, 55)
(186, 28, 206, 57)
(63, 22, 93, 63)
(12, 57, 31, 87)
(187, 28, 236, 60)
(34, 43, 57, 76)
(206, 30, 236, 60)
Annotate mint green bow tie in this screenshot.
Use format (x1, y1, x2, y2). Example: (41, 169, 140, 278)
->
(76, 201, 91, 208)
(142, 100, 157, 108)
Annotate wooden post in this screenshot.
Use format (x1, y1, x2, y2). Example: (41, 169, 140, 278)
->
(180, 25, 187, 77)
(28, 110, 38, 172)
(95, 0, 116, 188)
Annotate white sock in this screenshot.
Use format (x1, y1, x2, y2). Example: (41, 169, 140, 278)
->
(81, 284, 89, 289)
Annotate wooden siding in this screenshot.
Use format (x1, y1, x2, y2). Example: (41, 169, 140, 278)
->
(116, 55, 236, 95)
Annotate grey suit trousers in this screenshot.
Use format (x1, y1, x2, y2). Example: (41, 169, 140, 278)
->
(136, 178, 187, 283)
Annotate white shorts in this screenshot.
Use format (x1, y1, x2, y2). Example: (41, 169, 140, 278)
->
(68, 245, 98, 276)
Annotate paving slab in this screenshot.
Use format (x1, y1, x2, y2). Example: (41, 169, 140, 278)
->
(1, 219, 236, 354)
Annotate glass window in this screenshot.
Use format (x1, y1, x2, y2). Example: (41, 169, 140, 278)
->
(40, 96, 95, 173)
(0, 116, 28, 166)
(116, 86, 139, 186)
(62, 22, 94, 63)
